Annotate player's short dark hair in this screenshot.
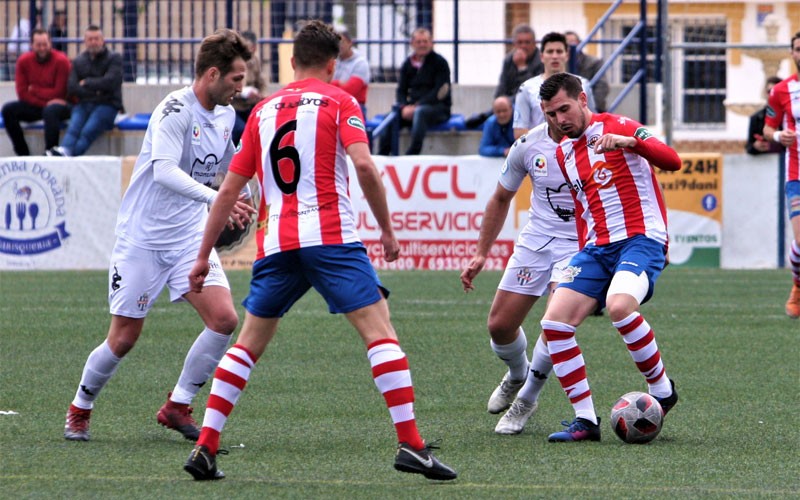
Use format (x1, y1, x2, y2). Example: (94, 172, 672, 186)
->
(766, 76, 782, 86)
(293, 19, 340, 69)
(540, 32, 567, 53)
(539, 72, 584, 102)
(793, 31, 800, 47)
(195, 28, 252, 78)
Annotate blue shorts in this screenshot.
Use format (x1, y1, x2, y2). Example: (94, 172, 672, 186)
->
(785, 180, 800, 219)
(243, 242, 389, 318)
(557, 235, 666, 306)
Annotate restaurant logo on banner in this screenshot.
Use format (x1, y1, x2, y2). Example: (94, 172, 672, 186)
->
(0, 159, 70, 256)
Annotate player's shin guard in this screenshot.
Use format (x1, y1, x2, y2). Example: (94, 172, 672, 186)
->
(197, 344, 256, 455)
(171, 327, 232, 404)
(613, 312, 671, 397)
(72, 340, 121, 409)
(541, 320, 596, 424)
(367, 339, 424, 450)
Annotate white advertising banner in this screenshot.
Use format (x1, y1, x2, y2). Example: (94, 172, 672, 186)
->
(351, 155, 518, 271)
(0, 156, 121, 270)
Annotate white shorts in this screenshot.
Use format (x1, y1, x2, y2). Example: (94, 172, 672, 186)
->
(498, 235, 578, 297)
(108, 238, 229, 318)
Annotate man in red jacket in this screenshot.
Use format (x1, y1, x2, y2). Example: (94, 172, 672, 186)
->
(2, 29, 71, 156)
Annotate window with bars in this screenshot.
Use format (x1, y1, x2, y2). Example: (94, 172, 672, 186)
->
(611, 18, 728, 128)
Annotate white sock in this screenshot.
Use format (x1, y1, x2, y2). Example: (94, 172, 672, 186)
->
(491, 327, 529, 381)
(72, 340, 121, 410)
(517, 334, 552, 402)
(170, 327, 232, 404)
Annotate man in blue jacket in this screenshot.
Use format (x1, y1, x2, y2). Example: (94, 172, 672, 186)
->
(47, 25, 123, 157)
(479, 96, 515, 157)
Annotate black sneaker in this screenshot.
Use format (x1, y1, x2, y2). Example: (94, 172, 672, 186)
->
(394, 441, 457, 480)
(184, 445, 225, 480)
(547, 417, 602, 442)
(652, 379, 679, 416)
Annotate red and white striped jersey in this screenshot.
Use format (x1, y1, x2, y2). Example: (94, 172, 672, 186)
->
(229, 78, 369, 259)
(765, 75, 800, 182)
(555, 113, 681, 248)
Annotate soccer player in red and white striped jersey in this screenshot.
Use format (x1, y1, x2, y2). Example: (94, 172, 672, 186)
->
(181, 20, 456, 481)
(763, 31, 800, 318)
(537, 73, 681, 442)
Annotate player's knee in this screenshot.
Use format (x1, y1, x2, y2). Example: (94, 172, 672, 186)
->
(487, 318, 518, 343)
(208, 312, 239, 335)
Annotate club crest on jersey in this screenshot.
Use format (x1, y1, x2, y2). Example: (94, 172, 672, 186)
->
(191, 122, 201, 144)
(223, 126, 230, 143)
(587, 135, 600, 148)
(347, 116, 366, 131)
(634, 127, 653, 141)
(562, 265, 582, 283)
(532, 153, 547, 177)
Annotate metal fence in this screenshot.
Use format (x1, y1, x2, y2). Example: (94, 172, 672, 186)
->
(0, 0, 437, 84)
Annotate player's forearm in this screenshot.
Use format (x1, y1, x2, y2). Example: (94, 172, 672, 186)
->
(356, 165, 394, 233)
(475, 196, 510, 257)
(152, 159, 218, 204)
(632, 139, 681, 172)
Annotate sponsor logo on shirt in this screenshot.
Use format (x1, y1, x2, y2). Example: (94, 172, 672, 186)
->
(273, 97, 330, 110)
(160, 97, 183, 122)
(347, 116, 365, 131)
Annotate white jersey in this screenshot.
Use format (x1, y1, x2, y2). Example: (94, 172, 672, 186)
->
(116, 86, 236, 250)
(513, 73, 595, 131)
(499, 122, 576, 241)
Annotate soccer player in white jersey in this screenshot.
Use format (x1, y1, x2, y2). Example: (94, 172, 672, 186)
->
(64, 29, 257, 442)
(538, 73, 680, 442)
(513, 32, 595, 140)
(181, 20, 456, 482)
(461, 115, 578, 435)
(763, 31, 800, 318)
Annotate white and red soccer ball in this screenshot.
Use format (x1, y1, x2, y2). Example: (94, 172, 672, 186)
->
(610, 391, 664, 444)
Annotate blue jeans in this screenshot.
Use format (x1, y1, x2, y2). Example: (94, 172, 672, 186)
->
(60, 102, 118, 156)
(379, 103, 450, 155)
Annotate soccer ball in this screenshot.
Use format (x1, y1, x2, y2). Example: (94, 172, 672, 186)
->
(610, 391, 663, 444)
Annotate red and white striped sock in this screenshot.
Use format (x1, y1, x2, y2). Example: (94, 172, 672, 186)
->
(196, 344, 257, 455)
(790, 241, 800, 286)
(367, 339, 424, 450)
(541, 320, 596, 424)
(613, 312, 671, 397)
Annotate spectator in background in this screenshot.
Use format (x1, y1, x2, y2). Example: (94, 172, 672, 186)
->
(565, 31, 610, 112)
(2, 29, 71, 156)
(47, 25, 123, 157)
(49, 9, 68, 53)
(478, 96, 514, 157)
(231, 30, 266, 146)
(746, 76, 782, 155)
(514, 32, 595, 140)
(332, 29, 370, 118)
(495, 24, 544, 99)
(379, 27, 451, 156)
(467, 24, 543, 129)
